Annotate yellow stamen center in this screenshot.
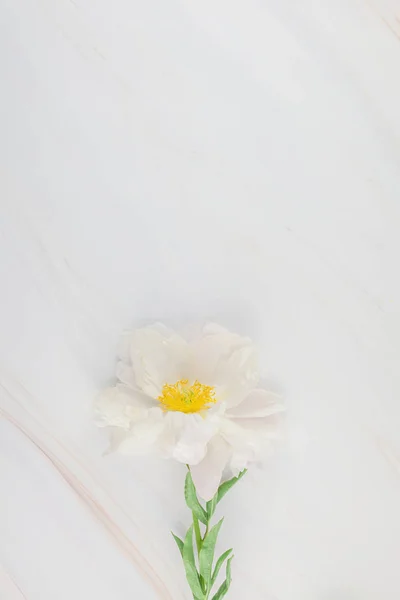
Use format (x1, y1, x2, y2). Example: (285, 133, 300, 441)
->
(158, 379, 216, 414)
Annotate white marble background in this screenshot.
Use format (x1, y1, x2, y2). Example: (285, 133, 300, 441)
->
(1, 1, 400, 599)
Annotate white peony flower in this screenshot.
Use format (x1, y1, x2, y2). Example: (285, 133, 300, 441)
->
(96, 323, 284, 500)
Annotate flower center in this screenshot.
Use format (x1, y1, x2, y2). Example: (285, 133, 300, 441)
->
(158, 379, 216, 413)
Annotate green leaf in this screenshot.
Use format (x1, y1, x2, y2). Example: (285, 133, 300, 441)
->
(217, 469, 247, 504)
(185, 472, 208, 525)
(206, 494, 218, 520)
(211, 581, 228, 600)
(226, 555, 233, 587)
(211, 555, 233, 600)
(199, 574, 207, 595)
(182, 525, 204, 600)
(193, 513, 202, 554)
(171, 532, 184, 557)
(210, 548, 232, 589)
(199, 518, 224, 589)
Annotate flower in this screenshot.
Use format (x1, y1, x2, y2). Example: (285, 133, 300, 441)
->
(96, 323, 284, 500)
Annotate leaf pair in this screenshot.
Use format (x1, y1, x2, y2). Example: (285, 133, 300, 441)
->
(211, 555, 233, 600)
(185, 468, 247, 522)
(210, 548, 232, 590)
(173, 469, 247, 599)
(173, 524, 232, 600)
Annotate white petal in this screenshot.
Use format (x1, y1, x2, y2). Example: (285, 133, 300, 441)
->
(131, 323, 189, 398)
(220, 417, 258, 447)
(219, 417, 261, 471)
(190, 436, 231, 501)
(191, 324, 259, 407)
(191, 323, 251, 377)
(229, 447, 255, 477)
(160, 412, 218, 465)
(220, 410, 283, 474)
(117, 408, 165, 454)
(226, 389, 284, 418)
(230, 413, 284, 438)
(104, 427, 129, 454)
(95, 385, 149, 429)
(116, 361, 137, 388)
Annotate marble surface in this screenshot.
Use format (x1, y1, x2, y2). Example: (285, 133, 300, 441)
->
(1, 1, 400, 598)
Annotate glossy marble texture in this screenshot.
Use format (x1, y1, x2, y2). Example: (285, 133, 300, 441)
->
(1, 1, 400, 599)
